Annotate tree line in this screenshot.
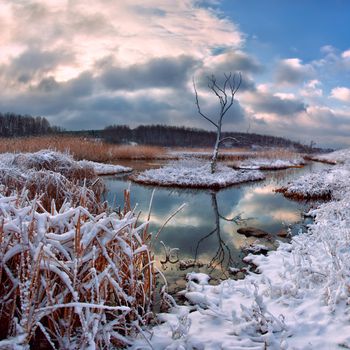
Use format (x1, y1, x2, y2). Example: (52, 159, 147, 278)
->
(102, 124, 321, 152)
(0, 112, 327, 153)
(0, 113, 62, 137)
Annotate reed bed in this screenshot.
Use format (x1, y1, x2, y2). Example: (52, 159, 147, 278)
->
(252, 148, 303, 160)
(171, 147, 303, 162)
(0, 136, 167, 162)
(0, 150, 104, 213)
(0, 150, 157, 349)
(0, 190, 155, 349)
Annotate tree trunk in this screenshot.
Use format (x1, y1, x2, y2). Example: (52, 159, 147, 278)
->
(210, 127, 221, 174)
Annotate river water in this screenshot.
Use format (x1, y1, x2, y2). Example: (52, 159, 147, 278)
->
(103, 161, 330, 295)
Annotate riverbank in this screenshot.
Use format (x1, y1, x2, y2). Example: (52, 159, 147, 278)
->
(132, 149, 350, 349)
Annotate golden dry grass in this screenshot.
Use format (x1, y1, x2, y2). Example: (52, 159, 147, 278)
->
(0, 136, 167, 162)
(254, 148, 302, 160)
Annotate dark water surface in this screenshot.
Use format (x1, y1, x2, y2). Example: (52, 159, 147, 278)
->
(103, 161, 330, 294)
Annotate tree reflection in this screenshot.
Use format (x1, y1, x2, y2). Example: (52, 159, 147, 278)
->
(195, 191, 246, 277)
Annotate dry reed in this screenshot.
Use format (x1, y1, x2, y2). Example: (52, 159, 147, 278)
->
(0, 189, 155, 349)
(0, 136, 167, 162)
(0, 150, 104, 213)
(0, 149, 160, 348)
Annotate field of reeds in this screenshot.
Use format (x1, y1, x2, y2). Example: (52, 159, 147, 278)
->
(0, 136, 167, 162)
(170, 147, 304, 161)
(0, 150, 158, 349)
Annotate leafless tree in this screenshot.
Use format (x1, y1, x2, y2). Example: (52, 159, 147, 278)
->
(193, 72, 242, 173)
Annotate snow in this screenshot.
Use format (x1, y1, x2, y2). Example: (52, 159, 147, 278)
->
(0, 191, 154, 349)
(233, 157, 305, 170)
(132, 159, 265, 188)
(307, 148, 350, 165)
(170, 150, 252, 158)
(131, 148, 350, 349)
(0, 149, 132, 177)
(277, 164, 349, 200)
(78, 160, 132, 175)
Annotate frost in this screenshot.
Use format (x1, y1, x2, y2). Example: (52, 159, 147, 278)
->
(0, 151, 152, 349)
(132, 148, 350, 349)
(78, 160, 132, 175)
(132, 159, 265, 188)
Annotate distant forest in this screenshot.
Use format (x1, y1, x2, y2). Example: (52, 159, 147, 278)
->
(0, 112, 326, 152)
(0, 112, 61, 137)
(100, 124, 322, 153)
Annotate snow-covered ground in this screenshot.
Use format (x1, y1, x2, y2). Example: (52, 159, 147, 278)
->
(78, 160, 132, 175)
(132, 149, 350, 349)
(232, 157, 305, 170)
(169, 150, 252, 159)
(0, 149, 132, 177)
(306, 148, 350, 165)
(132, 159, 265, 188)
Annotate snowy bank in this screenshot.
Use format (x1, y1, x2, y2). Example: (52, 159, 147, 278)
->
(132, 149, 350, 349)
(78, 160, 132, 175)
(131, 159, 265, 189)
(276, 164, 349, 200)
(0, 149, 132, 176)
(305, 148, 350, 165)
(232, 157, 305, 170)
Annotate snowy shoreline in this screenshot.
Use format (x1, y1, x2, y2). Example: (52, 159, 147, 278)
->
(131, 159, 265, 189)
(132, 149, 350, 349)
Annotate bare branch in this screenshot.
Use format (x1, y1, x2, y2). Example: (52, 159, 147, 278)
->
(193, 77, 219, 129)
(193, 72, 242, 173)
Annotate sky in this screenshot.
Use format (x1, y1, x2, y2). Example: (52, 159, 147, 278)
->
(0, 0, 350, 147)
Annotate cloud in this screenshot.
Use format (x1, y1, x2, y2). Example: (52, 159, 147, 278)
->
(204, 50, 263, 74)
(0, 1, 243, 78)
(330, 87, 350, 103)
(242, 91, 307, 116)
(275, 58, 314, 85)
(101, 55, 198, 91)
(341, 49, 350, 59)
(300, 79, 323, 99)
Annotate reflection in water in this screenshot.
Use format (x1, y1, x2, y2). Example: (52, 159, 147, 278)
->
(194, 192, 247, 278)
(103, 161, 331, 292)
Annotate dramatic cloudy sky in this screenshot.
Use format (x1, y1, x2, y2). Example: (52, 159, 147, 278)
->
(1, 0, 350, 147)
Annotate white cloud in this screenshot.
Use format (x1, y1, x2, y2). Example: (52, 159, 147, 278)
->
(0, 0, 243, 82)
(273, 92, 296, 100)
(330, 87, 350, 103)
(341, 49, 350, 59)
(275, 58, 314, 85)
(300, 79, 323, 99)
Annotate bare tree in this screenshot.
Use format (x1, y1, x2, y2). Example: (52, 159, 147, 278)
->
(193, 72, 242, 173)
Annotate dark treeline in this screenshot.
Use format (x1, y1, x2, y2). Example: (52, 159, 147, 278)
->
(102, 124, 320, 152)
(0, 112, 326, 153)
(0, 112, 62, 137)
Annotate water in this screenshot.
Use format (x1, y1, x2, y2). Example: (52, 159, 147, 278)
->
(103, 161, 330, 294)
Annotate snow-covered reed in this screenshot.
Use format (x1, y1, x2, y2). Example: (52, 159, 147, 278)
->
(0, 149, 159, 349)
(0, 189, 155, 349)
(0, 150, 105, 212)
